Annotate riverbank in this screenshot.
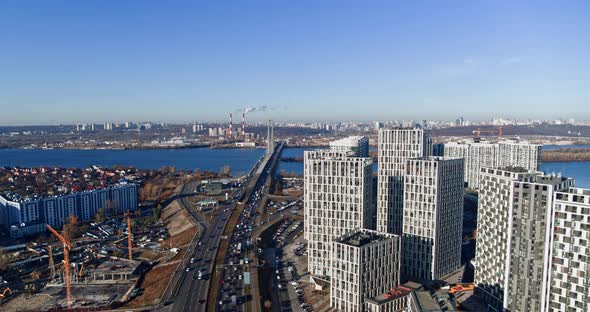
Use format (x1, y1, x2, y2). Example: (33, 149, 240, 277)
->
(541, 148, 590, 162)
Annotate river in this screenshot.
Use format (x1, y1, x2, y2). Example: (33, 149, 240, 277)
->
(0, 148, 265, 176)
(0, 146, 588, 187)
(276, 146, 590, 188)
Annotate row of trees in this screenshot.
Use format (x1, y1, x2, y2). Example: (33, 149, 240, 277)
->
(542, 148, 590, 162)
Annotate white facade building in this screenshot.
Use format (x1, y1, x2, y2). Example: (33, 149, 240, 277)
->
(331, 229, 401, 312)
(377, 128, 431, 235)
(401, 157, 464, 282)
(304, 148, 374, 278)
(443, 140, 541, 190)
(0, 183, 138, 237)
(329, 136, 370, 157)
(549, 188, 590, 312)
(474, 168, 573, 312)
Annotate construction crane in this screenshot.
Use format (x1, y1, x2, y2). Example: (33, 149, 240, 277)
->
(0, 287, 12, 299)
(46, 224, 73, 309)
(78, 263, 85, 282)
(126, 211, 133, 261)
(48, 245, 56, 279)
(473, 127, 503, 140)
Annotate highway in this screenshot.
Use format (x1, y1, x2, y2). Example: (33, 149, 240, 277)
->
(156, 142, 283, 312)
(216, 143, 284, 311)
(160, 145, 278, 312)
(171, 203, 233, 312)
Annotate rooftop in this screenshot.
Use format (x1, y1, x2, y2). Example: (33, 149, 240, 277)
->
(498, 166, 530, 173)
(366, 285, 415, 305)
(337, 229, 392, 247)
(0, 166, 140, 202)
(92, 259, 141, 275)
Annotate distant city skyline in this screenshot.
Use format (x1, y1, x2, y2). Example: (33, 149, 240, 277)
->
(1, 1, 589, 125)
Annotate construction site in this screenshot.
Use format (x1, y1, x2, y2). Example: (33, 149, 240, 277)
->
(0, 169, 248, 312)
(0, 199, 200, 311)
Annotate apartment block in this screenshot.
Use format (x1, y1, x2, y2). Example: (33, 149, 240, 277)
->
(443, 140, 540, 189)
(377, 128, 431, 235)
(549, 188, 590, 312)
(0, 183, 139, 237)
(331, 229, 401, 312)
(402, 157, 464, 282)
(329, 136, 370, 157)
(304, 148, 374, 278)
(474, 168, 573, 312)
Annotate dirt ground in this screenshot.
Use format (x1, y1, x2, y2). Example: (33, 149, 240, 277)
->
(125, 261, 178, 308)
(124, 199, 198, 309)
(161, 200, 195, 237)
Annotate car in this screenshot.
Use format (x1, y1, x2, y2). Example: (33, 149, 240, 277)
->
(186, 267, 191, 272)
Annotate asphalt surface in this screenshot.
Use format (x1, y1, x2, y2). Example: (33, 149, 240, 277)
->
(217, 165, 271, 311)
(167, 157, 265, 312)
(159, 143, 281, 312)
(216, 144, 284, 311)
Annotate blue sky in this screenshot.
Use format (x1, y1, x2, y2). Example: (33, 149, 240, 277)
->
(0, 1, 588, 125)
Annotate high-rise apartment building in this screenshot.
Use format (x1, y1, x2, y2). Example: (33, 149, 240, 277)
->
(331, 229, 400, 312)
(443, 140, 541, 189)
(549, 188, 590, 312)
(474, 167, 573, 312)
(304, 143, 374, 278)
(377, 128, 431, 235)
(401, 157, 464, 282)
(329, 136, 370, 157)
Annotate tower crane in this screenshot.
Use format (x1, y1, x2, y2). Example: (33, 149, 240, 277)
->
(126, 210, 133, 261)
(473, 127, 503, 140)
(0, 287, 12, 299)
(46, 224, 73, 308)
(48, 245, 56, 279)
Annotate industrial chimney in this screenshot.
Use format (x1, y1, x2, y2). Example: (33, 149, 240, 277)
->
(229, 113, 233, 138)
(242, 113, 246, 138)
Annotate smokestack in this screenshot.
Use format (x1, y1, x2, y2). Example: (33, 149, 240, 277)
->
(229, 113, 233, 138)
(242, 113, 246, 138)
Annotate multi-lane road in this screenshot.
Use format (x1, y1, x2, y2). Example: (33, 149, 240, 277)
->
(216, 142, 285, 311)
(171, 202, 234, 312)
(161, 144, 280, 312)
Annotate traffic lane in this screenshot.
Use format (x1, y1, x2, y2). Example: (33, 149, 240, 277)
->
(174, 209, 230, 312)
(181, 217, 225, 311)
(216, 179, 267, 308)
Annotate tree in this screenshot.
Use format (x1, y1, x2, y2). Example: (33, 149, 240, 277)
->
(220, 165, 231, 177)
(63, 216, 80, 241)
(95, 208, 106, 223)
(153, 204, 163, 221)
(106, 199, 114, 217)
